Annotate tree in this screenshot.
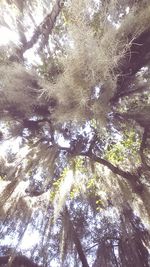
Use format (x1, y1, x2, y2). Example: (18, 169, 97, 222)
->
(0, 0, 150, 266)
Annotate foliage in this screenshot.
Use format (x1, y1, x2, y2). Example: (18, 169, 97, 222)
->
(105, 129, 141, 167)
(0, 1, 150, 267)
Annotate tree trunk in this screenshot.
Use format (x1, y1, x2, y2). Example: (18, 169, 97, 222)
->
(64, 207, 90, 267)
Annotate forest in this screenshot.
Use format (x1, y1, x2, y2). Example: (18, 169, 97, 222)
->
(0, 0, 150, 266)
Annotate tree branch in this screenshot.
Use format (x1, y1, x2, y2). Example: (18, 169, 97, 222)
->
(111, 84, 149, 104)
(115, 110, 150, 128)
(139, 127, 150, 171)
(83, 151, 143, 194)
(19, 0, 64, 55)
(111, 27, 150, 103)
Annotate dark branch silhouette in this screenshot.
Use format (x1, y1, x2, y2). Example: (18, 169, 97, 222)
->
(83, 151, 143, 194)
(0, 254, 41, 267)
(111, 28, 150, 103)
(16, 0, 64, 56)
(139, 127, 150, 171)
(64, 207, 90, 267)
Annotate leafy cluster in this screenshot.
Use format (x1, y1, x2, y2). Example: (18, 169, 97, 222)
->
(0, 1, 150, 267)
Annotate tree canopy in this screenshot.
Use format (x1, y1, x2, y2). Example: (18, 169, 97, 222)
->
(0, 0, 150, 266)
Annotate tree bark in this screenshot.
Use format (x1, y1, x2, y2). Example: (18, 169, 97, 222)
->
(64, 207, 90, 267)
(139, 127, 150, 170)
(19, 0, 64, 55)
(84, 151, 143, 194)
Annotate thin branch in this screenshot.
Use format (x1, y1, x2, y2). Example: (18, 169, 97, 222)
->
(0, 178, 19, 208)
(20, 0, 64, 55)
(85, 243, 98, 252)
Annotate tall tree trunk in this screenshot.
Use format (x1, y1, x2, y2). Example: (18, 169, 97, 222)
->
(64, 207, 90, 267)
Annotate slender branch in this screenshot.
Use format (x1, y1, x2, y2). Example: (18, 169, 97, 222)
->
(83, 151, 143, 193)
(0, 178, 19, 208)
(20, 0, 64, 54)
(16, 16, 27, 45)
(85, 243, 98, 252)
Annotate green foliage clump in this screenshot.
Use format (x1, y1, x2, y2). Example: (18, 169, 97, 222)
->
(105, 129, 141, 166)
(49, 167, 69, 202)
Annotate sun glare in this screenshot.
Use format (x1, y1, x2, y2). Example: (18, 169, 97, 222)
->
(0, 26, 19, 45)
